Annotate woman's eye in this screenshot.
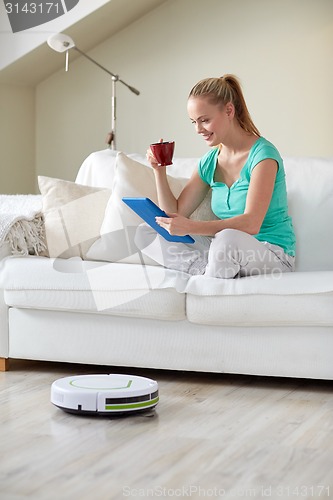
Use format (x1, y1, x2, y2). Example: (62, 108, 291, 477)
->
(190, 119, 209, 124)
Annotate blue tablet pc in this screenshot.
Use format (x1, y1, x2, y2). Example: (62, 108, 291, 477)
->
(122, 197, 195, 244)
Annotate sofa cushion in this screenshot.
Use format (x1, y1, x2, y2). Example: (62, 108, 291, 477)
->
(1, 256, 187, 320)
(75, 149, 152, 188)
(185, 272, 333, 326)
(38, 176, 111, 259)
(75, 148, 118, 188)
(284, 157, 333, 271)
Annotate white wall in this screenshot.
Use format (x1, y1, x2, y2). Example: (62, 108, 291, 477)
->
(37, 0, 333, 182)
(0, 84, 35, 193)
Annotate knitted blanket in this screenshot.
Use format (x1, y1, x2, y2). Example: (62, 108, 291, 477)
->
(0, 195, 46, 256)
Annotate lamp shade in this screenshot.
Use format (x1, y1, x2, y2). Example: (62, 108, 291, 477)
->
(47, 34, 75, 53)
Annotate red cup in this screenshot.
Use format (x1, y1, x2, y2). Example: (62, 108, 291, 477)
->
(150, 141, 175, 166)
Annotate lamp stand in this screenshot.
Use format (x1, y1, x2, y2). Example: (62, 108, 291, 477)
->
(73, 47, 138, 150)
(105, 76, 117, 149)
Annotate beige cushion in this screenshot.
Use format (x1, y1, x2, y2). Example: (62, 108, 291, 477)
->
(38, 176, 111, 259)
(86, 152, 215, 264)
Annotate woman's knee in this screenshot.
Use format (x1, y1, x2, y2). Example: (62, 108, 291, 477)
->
(209, 229, 246, 258)
(213, 229, 247, 247)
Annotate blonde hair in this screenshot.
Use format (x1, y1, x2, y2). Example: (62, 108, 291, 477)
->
(188, 74, 260, 137)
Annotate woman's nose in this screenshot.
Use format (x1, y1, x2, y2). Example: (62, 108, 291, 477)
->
(196, 122, 204, 134)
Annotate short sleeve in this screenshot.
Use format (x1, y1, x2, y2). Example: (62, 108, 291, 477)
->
(249, 140, 283, 173)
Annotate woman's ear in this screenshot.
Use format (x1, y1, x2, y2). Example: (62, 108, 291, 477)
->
(225, 102, 235, 118)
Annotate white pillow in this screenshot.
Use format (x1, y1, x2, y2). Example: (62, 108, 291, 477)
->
(86, 153, 184, 264)
(86, 152, 215, 264)
(38, 176, 111, 259)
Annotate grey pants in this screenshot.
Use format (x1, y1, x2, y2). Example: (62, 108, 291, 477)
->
(135, 225, 295, 279)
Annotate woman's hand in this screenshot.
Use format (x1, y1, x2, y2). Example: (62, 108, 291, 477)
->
(155, 213, 192, 236)
(147, 138, 163, 170)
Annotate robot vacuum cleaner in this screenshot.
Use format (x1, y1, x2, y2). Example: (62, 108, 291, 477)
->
(51, 374, 159, 416)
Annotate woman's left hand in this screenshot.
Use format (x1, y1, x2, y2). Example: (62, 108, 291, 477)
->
(155, 213, 192, 236)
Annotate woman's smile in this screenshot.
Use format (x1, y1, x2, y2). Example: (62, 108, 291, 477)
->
(202, 132, 213, 141)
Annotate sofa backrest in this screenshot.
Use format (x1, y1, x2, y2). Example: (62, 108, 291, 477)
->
(76, 150, 333, 272)
(284, 157, 333, 272)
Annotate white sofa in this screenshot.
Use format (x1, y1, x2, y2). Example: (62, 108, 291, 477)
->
(1, 149, 333, 379)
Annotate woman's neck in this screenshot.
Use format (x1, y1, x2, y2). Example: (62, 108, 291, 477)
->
(220, 127, 259, 156)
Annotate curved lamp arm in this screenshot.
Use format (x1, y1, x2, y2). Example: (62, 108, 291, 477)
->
(47, 33, 140, 149)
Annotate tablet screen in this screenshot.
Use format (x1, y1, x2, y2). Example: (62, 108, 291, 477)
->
(122, 197, 195, 243)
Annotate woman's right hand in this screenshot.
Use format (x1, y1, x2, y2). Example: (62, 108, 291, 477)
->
(146, 138, 163, 170)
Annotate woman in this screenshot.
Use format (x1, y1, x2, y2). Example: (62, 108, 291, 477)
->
(136, 74, 296, 278)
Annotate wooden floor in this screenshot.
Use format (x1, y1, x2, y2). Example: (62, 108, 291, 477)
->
(1, 360, 333, 500)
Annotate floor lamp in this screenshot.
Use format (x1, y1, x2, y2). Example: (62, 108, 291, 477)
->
(47, 33, 140, 150)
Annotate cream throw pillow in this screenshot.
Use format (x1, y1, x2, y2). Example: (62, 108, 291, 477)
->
(86, 152, 215, 264)
(38, 176, 111, 259)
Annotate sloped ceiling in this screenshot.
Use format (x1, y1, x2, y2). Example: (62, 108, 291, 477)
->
(0, 0, 167, 85)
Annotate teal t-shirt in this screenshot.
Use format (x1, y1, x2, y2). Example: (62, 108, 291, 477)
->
(198, 137, 296, 256)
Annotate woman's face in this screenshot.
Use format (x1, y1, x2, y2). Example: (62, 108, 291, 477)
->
(187, 96, 230, 147)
